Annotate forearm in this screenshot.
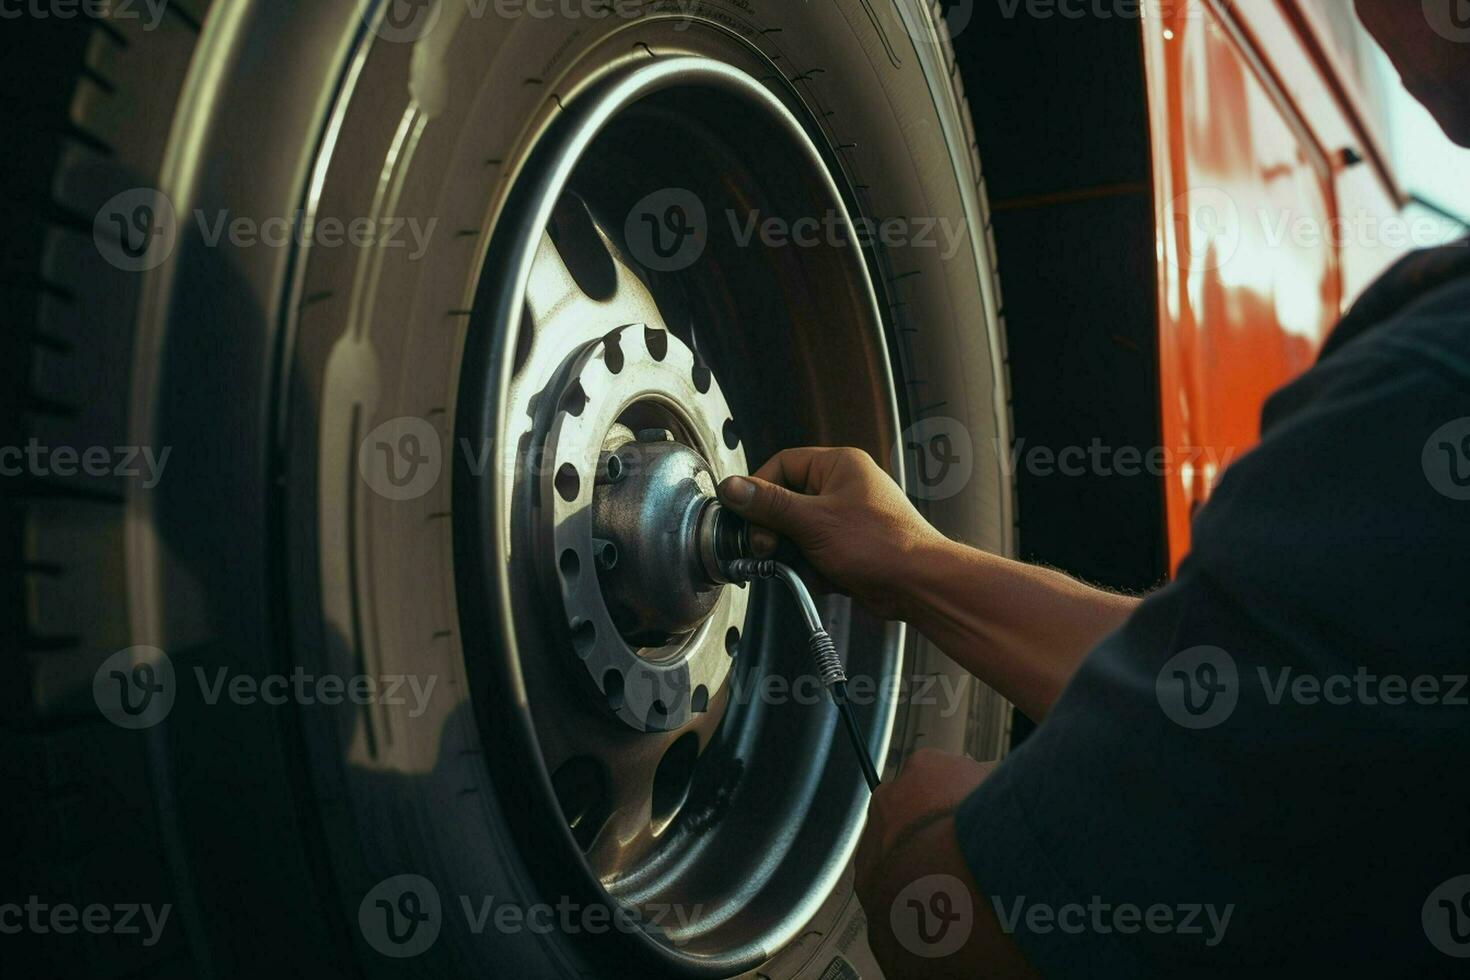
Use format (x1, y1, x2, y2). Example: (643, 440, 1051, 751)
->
(896, 539, 1140, 720)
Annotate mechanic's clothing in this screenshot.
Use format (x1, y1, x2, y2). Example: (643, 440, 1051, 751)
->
(956, 241, 1470, 977)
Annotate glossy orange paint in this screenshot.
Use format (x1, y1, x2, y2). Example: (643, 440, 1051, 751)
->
(1142, 0, 1407, 569)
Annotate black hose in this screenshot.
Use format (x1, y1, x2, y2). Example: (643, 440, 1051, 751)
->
(723, 556, 882, 793)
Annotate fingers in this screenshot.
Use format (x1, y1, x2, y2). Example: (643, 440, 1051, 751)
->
(716, 473, 814, 538)
(747, 526, 779, 556)
(751, 446, 839, 493)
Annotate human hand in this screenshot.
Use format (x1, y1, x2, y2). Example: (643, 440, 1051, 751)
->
(716, 447, 949, 620)
(854, 748, 995, 900)
(852, 749, 1038, 979)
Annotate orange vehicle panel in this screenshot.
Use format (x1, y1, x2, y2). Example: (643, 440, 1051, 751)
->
(1142, 0, 1404, 569)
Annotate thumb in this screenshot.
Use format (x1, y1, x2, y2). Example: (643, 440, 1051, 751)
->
(718, 475, 812, 537)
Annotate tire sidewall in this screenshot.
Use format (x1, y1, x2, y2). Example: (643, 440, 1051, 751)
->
(139, 1, 1010, 975)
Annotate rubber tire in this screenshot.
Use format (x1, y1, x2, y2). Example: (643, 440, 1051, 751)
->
(0, 1, 1011, 977)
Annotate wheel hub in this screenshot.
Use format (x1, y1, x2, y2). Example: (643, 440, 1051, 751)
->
(539, 323, 748, 733)
(593, 433, 722, 644)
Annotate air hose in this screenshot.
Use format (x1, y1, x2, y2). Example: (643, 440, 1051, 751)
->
(717, 550, 883, 792)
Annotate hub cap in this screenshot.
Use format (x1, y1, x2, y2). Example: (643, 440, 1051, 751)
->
(540, 323, 747, 733)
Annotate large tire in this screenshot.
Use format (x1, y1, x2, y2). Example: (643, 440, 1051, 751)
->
(0, 1, 1011, 976)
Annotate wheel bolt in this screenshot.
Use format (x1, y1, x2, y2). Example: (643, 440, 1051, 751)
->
(593, 538, 619, 571)
(597, 451, 625, 485)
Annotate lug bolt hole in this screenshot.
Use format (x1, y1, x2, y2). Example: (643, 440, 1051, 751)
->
(725, 626, 740, 656)
(651, 732, 700, 827)
(559, 548, 581, 583)
(603, 669, 625, 710)
(722, 418, 739, 450)
(597, 452, 624, 485)
(594, 538, 619, 571)
(572, 619, 596, 657)
(644, 326, 669, 361)
(603, 335, 625, 374)
(555, 462, 581, 502)
(560, 380, 588, 417)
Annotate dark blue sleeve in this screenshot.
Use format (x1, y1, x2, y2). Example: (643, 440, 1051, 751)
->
(954, 282, 1470, 976)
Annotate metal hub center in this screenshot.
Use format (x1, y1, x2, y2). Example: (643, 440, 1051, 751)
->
(593, 433, 721, 646)
(539, 323, 748, 732)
